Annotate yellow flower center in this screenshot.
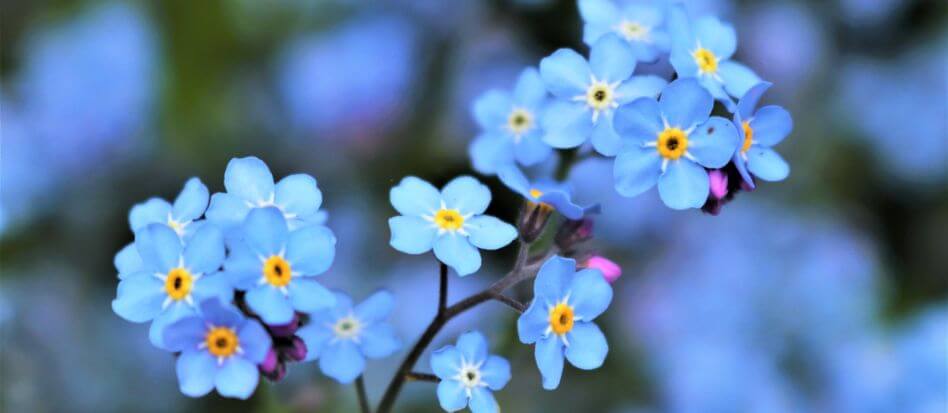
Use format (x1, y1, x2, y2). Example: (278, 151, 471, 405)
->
(507, 108, 534, 136)
(585, 82, 615, 111)
(692, 48, 719, 74)
(434, 209, 464, 231)
(618, 20, 649, 41)
(741, 120, 754, 153)
(164, 268, 193, 300)
(529, 188, 543, 199)
(205, 326, 239, 358)
(656, 127, 689, 160)
(263, 256, 292, 287)
(549, 303, 575, 335)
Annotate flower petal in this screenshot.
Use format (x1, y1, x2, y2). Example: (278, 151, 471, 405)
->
(285, 224, 336, 275)
(162, 316, 206, 352)
(184, 225, 225, 275)
(388, 216, 437, 254)
(589, 33, 636, 82)
(568, 268, 613, 321)
(150, 302, 196, 349)
(518, 299, 550, 344)
(115, 243, 143, 278)
(354, 290, 394, 323)
(442, 176, 491, 215)
(215, 357, 259, 399)
(288, 278, 336, 313)
(111, 272, 165, 323)
(687, 116, 740, 168)
(695, 16, 736, 60)
(473, 90, 513, 131)
(497, 165, 532, 198)
(238, 320, 272, 364)
(615, 75, 667, 105)
(534, 256, 575, 303)
(614, 145, 662, 198)
(466, 216, 517, 251)
(431, 345, 462, 380)
(539, 48, 591, 98)
(242, 207, 287, 256)
(456, 331, 489, 365)
(541, 101, 593, 149)
(718, 60, 761, 99)
(613, 97, 663, 144)
(129, 198, 172, 232)
(359, 324, 401, 359)
(469, 134, 515, 175)
(246, 286, 294, 325)
(514, 133, 553, 166)
(318, 340, 365, 384)
(750, 106, 793, 147)
(190, 272, 234, 305)
(436, 379, 469, 412)
(591, 115, 622, 156)
(513, 67, 547, 108)
(135, 223, 182, 273)
(657, 159, 709, 210)
(297, 322, 332, 362)
(275, 174, 322, 220)
(480, 355, 511, 391)
(469, 387, 499, 413)
(433, 234, 482, 276)
(172, 178, 209, 223)
(205, 193, 252, 229)
(746, 147, 790, 182)
(535, 335, 565, 390)
(224, 156, 274, 203)
(660, 78, 713, 129)
(390, 176, 441, 216)
(176, 350, 217, 398)
(564, 322, 608, 369)
(736, 81, 772, 120)
(223, 240, 263, 290)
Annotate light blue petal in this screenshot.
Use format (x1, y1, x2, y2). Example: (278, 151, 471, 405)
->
(466, 216, 517, 251)
(660, 78, 713, 129)
(359, 324, 401, 359)
(469, 387, 499, 413)
(354, 290, 394, 323)
(589, 34, 636, 82)
(613, 97, 663, 144)
(190, 273, 234, 307)
(589, 115, 619, 156)
(172, 178, 209, 223)
(513, 133, 553, 166)
(568, 269, 613, 321)
(436, 379, 469, 412)
(162, 316, 205, 352)
(657, 159, 709, 210)
(129, 198, 171, 232)
(288, 278, 336, 313)
(431, 345, 462, 380)
(242, 207, 287, 256)
(480, 355, 511, 390)
(747, 147, 790, 182)
(112, 272, 165, 322)
(135, 223, 182, 273)
(456, 331, 489, 365)
(700, 75, 733, 107)
(215, 357, 259, 400)
(718, 60, 761, 100)
(669, 47, 699, 80)
(184, 225, 225, 275)
(176, 350, 217, 398)
(687, 116, 740, 168)
(518, 299, 550, 344)
(470, 134, 515, 175)
(473, 90, 513, 131)
(205, 193, 252, 229)
(297, 322, 332, 362)
(541, 101, 593, 149)
(275, 174, 322, 220)
(535, 335, 565, 390)
(390, 176, 441, 217)
(224, 156, 274, 203)
(199, 299, 245, 328)
(433, 234, 482, 276)
(615, 75, 667, 105)
(733, 151, 756, 188)
(614, 145, 662, 197)
(223, 240, 263, 290)
(583, 22, 614, 48)
(329, 291, 355, 318)
(579, 0, 619, 32)
(749, 106, 793, 147)
(388, 216, 437, 254)
(622, 3, 662, 26)
(150, 302, 197, 349)
(533, 256, 575, 302)
(539, 191, 585, 220)
(285, 224, 336, 275)
(115, 243, 142, 278)
(319, 340, 365, 384)
(564, 322, 608, 369)
(246, 286, 294, 325)
(737, 81, 772, 120)
(539, 48, 591, 98)
(513, 67, 547, 108)
(695, 16, 736, 60)
(238, 320, 272, 364)
(497, 165, 532, 197)
(442, 176, 491, 215)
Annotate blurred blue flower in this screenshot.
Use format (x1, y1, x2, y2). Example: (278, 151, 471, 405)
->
(129, 178, 210, 238)
(112, 224, 232, 349)
(388, 176, 517, 276)
(743, 3, 825, 93)
(430, 331, 511, 413)
(224, 207, 336, 325)
(731, 82, 793, 186)
(297, 290, 401, 384)
(612, 79, 739, 209)
(206, 157, 325, 231)
(498, 165, 585, 219)
(517, 256, 612, 390)
(163, 299, 272, 399)
(469, 67, 553, 174)
(540, 34, 667, 156)
(579, 0, 670, 62)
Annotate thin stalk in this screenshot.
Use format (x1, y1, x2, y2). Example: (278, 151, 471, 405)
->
(355, 376, 370, 413)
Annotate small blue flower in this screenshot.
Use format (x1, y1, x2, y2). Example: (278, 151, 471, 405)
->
(667, 5, 760, 107)
(579, 0, 671, 63)
(517, 256, 612, 390)
(297, 290, 402, 384)
(612, 78, 740, 209)
(112, 224, 232, 349)
(430, 331, 511, 413)
(129, 177, 209, 239)
(206, 156, 324, 231)
(224, 207, 336, 325)
(497, 165, 586, 220)
(162, 299, 272, 399)
(388, 176, 517, 276)
(539, 33, 667, 156)
(469, 67, 553, 174)
(731, 82, 793, 186)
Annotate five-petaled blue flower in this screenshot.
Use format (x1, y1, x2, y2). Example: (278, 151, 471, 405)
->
(579, 0, 670, 63)
(612, 78, 740, 209)
(388, 176, 517, 276)
(431, 331, 511, 413)
(469, 67, 553, 174)
(517, 256, 612, 390)
(297, 290, 402, 384)
(667, 5, 760, 107)
(498, 165, 585, 220)
(224, 207, 336, 325)
(206, 156, 325, 231)
(112, 224, 232, 349)
(539, 33, 667, 156)
(129, 177, 210, 239)
(163, 298, 272, 399)
(731, 81, 793, 187)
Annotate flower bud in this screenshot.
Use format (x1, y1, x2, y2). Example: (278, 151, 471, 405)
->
(580, 256, 621, 283)
(554, 218, 593, 251)
(709, 169, 729, 200)
(259, 348, 279, 375)
(284, 337, 308, 362)
(518, 201, 554, 243)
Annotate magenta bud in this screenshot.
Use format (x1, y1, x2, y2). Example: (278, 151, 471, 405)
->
(709, 169, 728, 200)
(259, 348, 279, 374)
(285, 337, 308, 362)
(267, 314, 300, 337)
(262, 361, 287, 382)
(555, 218, 594, 251)
(581, 256, 622, 283)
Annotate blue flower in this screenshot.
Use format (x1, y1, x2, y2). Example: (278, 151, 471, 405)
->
(731, 82, 792, 186)
(539, 34, 667, 156)
(388, 176, 517, 276)
(517, 256, 612, 390)
(206, 157, 324, 231)
(579, 0, 671, 63)
(162, 299, 272, 399)
(430, 331, 511, 413)
(112, 224, 232, 349)
(612, 78, 740, 209)
(497, 165, 586, 220)
(297, 290, 401, 384)
(129, 177, 210, 238)
(224, 207, 336, 325)
(667, 5, 760, 107)
(469, 67, 553, 174)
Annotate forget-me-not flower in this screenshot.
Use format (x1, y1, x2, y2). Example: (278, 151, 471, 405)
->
(162, 299, 272, 399)
(388, 176, 517, 276)
(497, 165, 585, 220)
(129, 177, 209, 238)
(297, 290, 401, 384)
(224, 207, 336, 325)
(431, 331, 511, 413)
(612, 78, 740, 209)
(731, 81, 792, 186)
(517, 256, 613, 390)
(579, 0, 671, 63)
(539, 33, 667, 156)
(112, 224, 232, 349)
(469, 67, 553, 174)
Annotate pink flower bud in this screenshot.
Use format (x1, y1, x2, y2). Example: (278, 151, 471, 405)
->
(582, 256, 621, 284)
(709, 169, 729, 200)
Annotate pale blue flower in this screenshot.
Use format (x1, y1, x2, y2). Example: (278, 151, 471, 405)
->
(731, 82, 792, 186)
(497, 165, 586, 219)
(129, 177, 210, 238)
(431, 331, 511, 413)
(579, 0, 671, 62)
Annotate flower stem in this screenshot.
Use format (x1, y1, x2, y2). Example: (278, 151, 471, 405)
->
(355, 376, 370, 413)
(405, 372, 439, 383)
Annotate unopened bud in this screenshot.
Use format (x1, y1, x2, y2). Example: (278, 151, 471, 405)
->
(581, 256, 622, 283)
(268, 314, 300, 338)
(285, 337, 308, 362)
(709, 169, 728, 200)
(554, 218, 594, 251)
(518, 201, 554, 243)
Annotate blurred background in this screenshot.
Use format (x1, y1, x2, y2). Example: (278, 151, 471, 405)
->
(1, 0, 945, 412)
